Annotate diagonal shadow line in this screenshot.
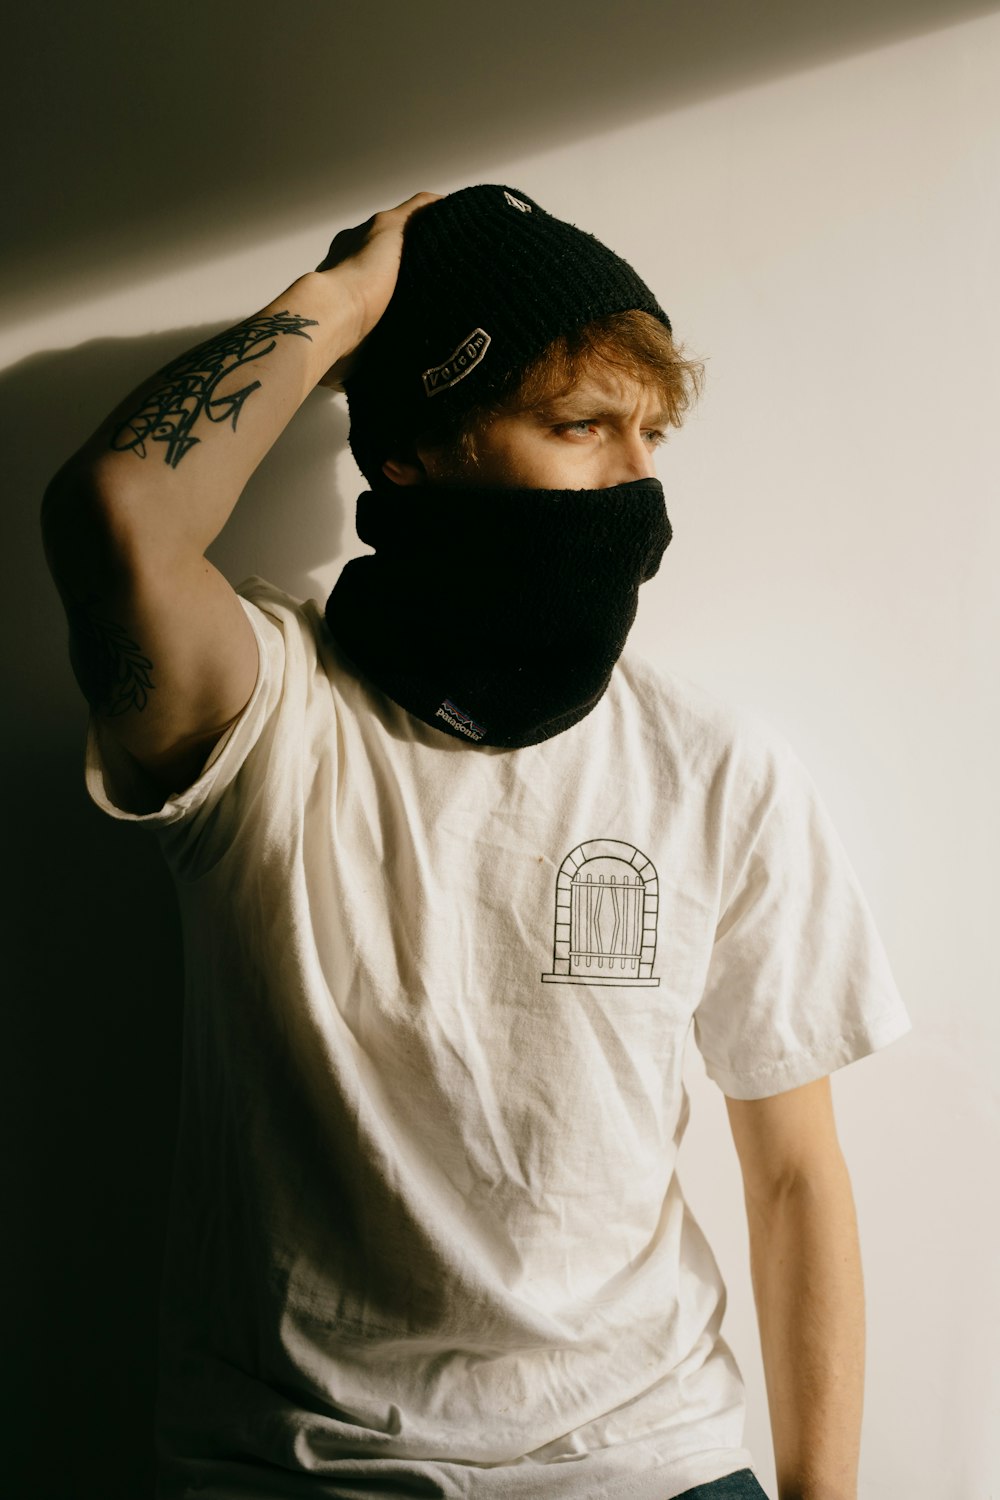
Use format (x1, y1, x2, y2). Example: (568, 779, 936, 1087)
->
(5, 0, 998, 328)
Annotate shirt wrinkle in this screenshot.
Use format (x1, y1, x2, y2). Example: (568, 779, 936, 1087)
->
(84, 580, 910, 1499)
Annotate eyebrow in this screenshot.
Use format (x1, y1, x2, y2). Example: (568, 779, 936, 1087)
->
(535, 397, 671, 427)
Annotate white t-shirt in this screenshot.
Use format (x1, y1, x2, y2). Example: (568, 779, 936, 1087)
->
(87, 579, 911, 1500)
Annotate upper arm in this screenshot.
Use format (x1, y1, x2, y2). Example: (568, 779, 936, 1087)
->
(725, 1075, 847, 1202)
(42, 466, 258, 795)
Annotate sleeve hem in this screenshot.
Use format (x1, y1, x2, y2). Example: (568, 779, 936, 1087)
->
(84, 595, 268, 827)
(704, 1007, 913, 1100)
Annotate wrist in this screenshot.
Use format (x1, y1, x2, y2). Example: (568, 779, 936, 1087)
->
(260, 270, 360, 390)
(300, 266, 375, 391)
(306, 266, 369, 355)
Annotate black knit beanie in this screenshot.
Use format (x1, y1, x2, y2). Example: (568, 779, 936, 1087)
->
(344, 184, 672, 489)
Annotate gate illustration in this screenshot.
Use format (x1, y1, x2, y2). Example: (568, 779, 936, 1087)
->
(541, 839, 660, 987)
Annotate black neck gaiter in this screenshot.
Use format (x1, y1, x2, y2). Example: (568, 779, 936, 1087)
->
(324, 476, 671, 749)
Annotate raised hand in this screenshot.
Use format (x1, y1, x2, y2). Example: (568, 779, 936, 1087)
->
(315, 190, 442, 389)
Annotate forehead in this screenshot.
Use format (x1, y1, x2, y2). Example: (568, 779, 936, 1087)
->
(529, 367, 669, 422)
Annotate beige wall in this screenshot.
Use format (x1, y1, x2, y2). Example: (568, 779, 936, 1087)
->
(5, 5, 997, 1495)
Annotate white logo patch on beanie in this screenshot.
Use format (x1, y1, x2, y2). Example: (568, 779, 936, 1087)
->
(503, 190, 532, 212)
(422, 328, 491, 398)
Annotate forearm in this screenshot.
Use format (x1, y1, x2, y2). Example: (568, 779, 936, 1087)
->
(42, 268, 357, 584)
(746, 1158, 865, 1500)
(39, 193, 436, 785)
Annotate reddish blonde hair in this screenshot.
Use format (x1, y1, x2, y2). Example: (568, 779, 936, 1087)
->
(419, 309, 704, 470)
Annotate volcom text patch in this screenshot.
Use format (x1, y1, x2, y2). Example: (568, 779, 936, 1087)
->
(422, 329, 491, 398)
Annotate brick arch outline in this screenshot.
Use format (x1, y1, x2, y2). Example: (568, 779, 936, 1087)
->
(541, 838, 660, 987)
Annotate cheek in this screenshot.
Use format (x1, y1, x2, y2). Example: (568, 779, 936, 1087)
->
(512, 446, 573, 486)
(476, 421, 594, 488)
(483, 431, 552, 486)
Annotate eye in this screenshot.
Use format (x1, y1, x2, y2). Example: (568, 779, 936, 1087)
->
(555, 420, 597, 437)
(643, 429, 667, 448)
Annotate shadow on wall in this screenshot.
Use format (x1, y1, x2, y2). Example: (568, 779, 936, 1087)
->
(0, 334, 351, 1500)
(6, 0, 998, 326)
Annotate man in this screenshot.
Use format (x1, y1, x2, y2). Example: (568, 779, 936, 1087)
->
(42, 185, 911, 1500)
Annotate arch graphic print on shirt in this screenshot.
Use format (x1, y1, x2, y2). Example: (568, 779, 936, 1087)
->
(542, 839, 660, 987)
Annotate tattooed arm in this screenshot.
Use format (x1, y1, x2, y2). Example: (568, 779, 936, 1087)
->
(41, 192, 440, 795)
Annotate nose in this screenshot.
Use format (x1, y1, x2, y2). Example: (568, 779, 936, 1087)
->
(602, 429, 658, 486)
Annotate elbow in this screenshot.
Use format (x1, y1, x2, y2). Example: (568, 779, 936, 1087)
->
(41, 462, 135, 595)
(40, 459, 78, 534)
(42, 458, 105, 534)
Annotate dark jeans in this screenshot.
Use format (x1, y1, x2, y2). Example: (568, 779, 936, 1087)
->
(674, 1470, 769, 1499)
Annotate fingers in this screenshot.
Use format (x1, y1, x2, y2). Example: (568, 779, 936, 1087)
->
(391, 190, 444, 213)
(314, 192, 444, 275)
(316, 192, 446, 315)
(374, 190, 443, 230)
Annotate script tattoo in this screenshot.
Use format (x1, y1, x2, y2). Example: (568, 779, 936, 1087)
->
(68, 603, 155, 716)
(110, 310, 319, 468)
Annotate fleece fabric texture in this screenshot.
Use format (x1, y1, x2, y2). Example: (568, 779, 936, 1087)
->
(343, 182, 672, 487)
(324, 477, 671, 748)
(85, 581, 912, 1500)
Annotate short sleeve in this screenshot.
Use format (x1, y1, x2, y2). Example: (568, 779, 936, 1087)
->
(84, 582, 286, 833)
(693, 740, 912, 1099)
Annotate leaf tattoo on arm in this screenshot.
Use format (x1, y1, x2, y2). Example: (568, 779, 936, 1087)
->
(110, 310, 320, 468)
(68, 603, 155, 717)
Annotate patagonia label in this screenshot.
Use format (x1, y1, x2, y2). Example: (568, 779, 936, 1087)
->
(435, 699, 487, 741)
(422, 328, 491, 398)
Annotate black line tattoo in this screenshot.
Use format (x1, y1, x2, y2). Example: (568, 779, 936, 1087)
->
(110, 310, 319, 469)
(68, 603, 155, 716)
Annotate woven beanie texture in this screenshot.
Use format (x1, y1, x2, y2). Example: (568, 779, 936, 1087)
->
(343, 184, 672, 488)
